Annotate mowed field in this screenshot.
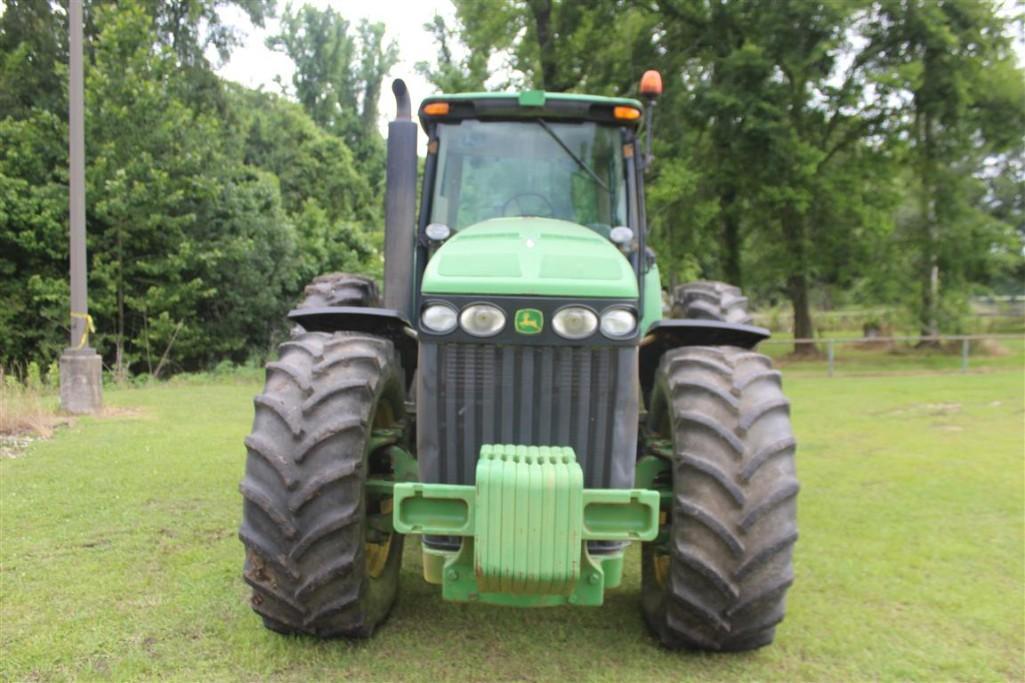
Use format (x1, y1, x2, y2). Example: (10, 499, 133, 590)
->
(1, 360, 1023, 681)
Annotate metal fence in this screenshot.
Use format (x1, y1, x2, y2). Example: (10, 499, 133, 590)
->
(758, 333, 1024, 376)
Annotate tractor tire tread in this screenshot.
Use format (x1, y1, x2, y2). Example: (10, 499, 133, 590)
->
(297, 273, 381, 309)
(670, 281, 753, 325)
(240, 331, 404, 638)
(642, 345, 798, 651)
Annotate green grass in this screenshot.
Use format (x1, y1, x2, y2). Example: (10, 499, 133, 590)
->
(2, 365, 1023, 681)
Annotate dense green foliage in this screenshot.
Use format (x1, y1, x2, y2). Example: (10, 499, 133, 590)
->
(0, 0, 383, 373)
(1, 0, 1022, 370)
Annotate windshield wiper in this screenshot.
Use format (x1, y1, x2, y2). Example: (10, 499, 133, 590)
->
(536, 119, 610, 194)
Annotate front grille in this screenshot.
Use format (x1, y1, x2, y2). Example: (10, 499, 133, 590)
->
(417, 342, 639, 489)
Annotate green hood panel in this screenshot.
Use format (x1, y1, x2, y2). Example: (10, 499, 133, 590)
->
(421, 218, 639, 298)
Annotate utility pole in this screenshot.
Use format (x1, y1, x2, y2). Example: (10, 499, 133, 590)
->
(59, 0, 102, 414)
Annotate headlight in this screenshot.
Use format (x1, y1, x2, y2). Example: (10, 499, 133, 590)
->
(460, 304, 506, 337)
(552, 306, 598, 340)
(421, 304, 458, 333)
(600, 308, 636, 338)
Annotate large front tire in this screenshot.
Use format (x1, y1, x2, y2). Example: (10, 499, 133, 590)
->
(642, 346, 798, 651)
(239, 331, 405, 638)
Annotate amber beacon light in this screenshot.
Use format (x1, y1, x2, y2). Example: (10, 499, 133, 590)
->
(639, 70, 663, 98)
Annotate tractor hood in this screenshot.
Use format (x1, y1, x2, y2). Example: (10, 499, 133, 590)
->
(421, 217, 638, 298)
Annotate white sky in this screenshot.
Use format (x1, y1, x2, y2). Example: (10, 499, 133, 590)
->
(214, 0, 460, 141)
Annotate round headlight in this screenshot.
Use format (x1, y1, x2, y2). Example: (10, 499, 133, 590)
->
(552, 307, 598, 340)
(600, 308, 636, 338)
(421, 304, 458, 334)
(460, 304, 506, 337)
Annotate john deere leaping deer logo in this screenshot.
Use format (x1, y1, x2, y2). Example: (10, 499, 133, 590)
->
(514, 308, 544, 335)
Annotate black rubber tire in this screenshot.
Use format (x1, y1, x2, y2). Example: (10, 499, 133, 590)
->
(670, 281, 752, 325)
(642, 346, 798, 651)
(296, 273, 380, 309)
(239, 331, 406, 638)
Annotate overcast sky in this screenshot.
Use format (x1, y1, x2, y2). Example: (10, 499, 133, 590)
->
(215, 0, 460, 136)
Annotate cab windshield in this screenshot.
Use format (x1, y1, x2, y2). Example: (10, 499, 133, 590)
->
(430, 120, 628, 234)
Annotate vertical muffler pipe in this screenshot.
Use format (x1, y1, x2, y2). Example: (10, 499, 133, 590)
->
(383, 79, 418, 318)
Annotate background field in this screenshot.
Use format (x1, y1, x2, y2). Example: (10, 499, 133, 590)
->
(2, 359, 1023, 681)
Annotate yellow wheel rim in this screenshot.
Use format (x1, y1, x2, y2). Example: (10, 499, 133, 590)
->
(365, 495, 394, 578)
(653, 553, 670, 588)
(366, 402, 397, 580)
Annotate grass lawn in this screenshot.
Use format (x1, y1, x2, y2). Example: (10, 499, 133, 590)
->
(1, 363, 1023, 681)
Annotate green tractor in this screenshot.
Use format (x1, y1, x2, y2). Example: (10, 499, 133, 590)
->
(239, 73, 798, 652)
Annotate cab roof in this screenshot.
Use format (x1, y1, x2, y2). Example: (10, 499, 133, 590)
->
(418, 90, 645, 131)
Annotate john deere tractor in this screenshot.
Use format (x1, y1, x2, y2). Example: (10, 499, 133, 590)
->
(239, 72, 798, 652)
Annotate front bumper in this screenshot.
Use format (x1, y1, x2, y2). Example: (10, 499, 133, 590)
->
(392, 444, 659, 606)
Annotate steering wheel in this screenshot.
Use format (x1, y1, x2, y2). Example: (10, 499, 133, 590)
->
(502, 192, 555, 218)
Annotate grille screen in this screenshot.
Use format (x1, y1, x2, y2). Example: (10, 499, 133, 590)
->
(417, 343, 638, 488)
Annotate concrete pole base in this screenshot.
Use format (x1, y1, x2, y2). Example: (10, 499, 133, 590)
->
(60, 348, 103, 414)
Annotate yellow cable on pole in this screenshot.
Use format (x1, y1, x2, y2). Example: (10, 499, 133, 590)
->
(71, 311, 95, 350)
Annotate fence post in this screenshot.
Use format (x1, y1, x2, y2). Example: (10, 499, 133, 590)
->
(961, 338, 969, 373)
(827, 339, 835, 377)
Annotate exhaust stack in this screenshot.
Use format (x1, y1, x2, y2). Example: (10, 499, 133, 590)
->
(383, 79, 418, 318)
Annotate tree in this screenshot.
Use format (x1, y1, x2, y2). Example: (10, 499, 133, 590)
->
(0, 0, 67, 119)
(229, 86, 377, 282)
(267, 4, 398, 190)
(84, 3, 267, 373)
(0, 0, 382, 373)
(231, 86, 376, 222)
(141, 0, 274, 66)
(0, 111, 70, 368)
(415, 13, 488, 93)
(628, 1, 904, 352)
(446, 0, 656, 93)
(727, 1, 899, 352)
(875, 0, 1025, 339)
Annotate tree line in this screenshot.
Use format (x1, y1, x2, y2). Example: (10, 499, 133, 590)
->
(1, 0, 1022, 373)
(421, 0, 1024, 351)
(1, 0, 393, 374)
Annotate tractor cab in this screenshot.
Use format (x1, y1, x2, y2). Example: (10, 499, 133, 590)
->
(410, 91, 659, 334)
(417, 92, 641, 239)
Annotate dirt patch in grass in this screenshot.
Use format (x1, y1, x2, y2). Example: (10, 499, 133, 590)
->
(1, 387, 147, 457)
(0, 393, 70, 440)
(873, 401, 962, 418)
(0, 434, 41, 459)
(0, 395, 71, 457)
(101, 405, 148, 420)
